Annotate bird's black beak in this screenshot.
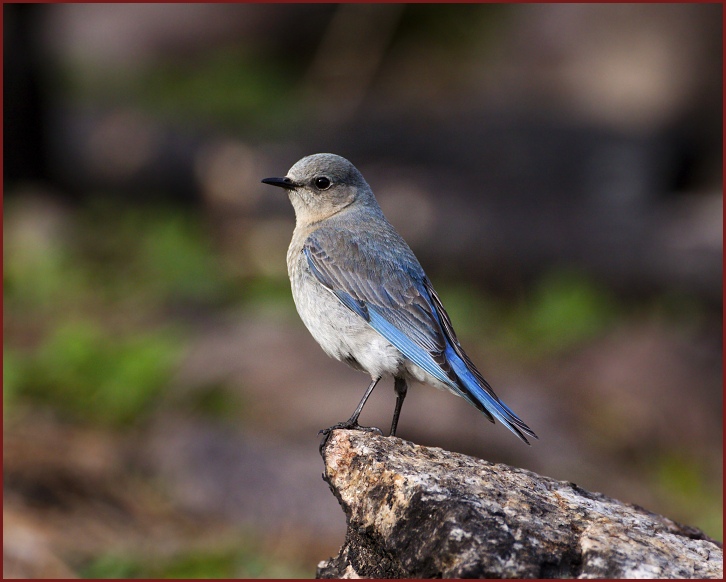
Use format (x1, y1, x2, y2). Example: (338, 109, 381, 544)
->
(261, 176, 296, 190)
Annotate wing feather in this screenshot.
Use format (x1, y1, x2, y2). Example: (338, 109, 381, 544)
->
(303, 227, 537, 443)
(303, 228, 451, 370)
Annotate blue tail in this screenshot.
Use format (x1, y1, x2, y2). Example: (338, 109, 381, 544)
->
(446, 347, 538, 445)
(363, 296, 537, 444)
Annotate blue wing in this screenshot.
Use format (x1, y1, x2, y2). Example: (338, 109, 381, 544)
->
(304, 227, 537, 444)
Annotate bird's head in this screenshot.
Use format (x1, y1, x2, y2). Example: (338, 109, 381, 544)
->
(262, 153, 374, 224)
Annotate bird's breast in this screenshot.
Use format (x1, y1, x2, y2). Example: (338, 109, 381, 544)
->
(286, 235, 404, 379)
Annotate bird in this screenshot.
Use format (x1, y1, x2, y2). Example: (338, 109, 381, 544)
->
(262, 153, 537, 446)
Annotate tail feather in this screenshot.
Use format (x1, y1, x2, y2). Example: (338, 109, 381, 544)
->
(447, 349, 538, 445)
(424, 278, 537, 444)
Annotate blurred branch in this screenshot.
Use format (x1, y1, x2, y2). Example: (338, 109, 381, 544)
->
(300, 4, 405, 124)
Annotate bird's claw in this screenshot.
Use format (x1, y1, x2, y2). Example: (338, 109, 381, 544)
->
(318, 421, 383, 453)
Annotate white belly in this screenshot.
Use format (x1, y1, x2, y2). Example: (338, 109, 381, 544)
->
(287, 240, 458, 395)
(288, 254, 404, 379)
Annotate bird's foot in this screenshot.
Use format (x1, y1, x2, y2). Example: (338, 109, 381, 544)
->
(318, 421, 383, 453)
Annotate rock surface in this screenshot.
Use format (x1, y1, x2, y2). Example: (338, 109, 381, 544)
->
(316, 430, 722, 579)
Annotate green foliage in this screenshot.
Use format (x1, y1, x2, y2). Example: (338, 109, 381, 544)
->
(76, 201, 233, 307)
(3, 199, 240, 427)
(507, 270, 618, 354)
(3, 220, 91, 314)
(235, 275, 294, 312)
(80, 554, 143, 579)
(178, 384, 248, 422)
(63, 48, 301, 133)
(649, 452, 723, 541)
(79, 543, 310, 579)
(3, 200, 235, 316)
(3, 350, 22, 417)
(11, 320, 181, 428)
(4, 197, 293, 427)
(438, 269, 619, 360)
(138, 51, 300, 131)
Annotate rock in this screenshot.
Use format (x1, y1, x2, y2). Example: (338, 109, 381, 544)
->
(317, 430, 722, 579)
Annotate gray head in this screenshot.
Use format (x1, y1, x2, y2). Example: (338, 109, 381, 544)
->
(262, 153, 376, 224)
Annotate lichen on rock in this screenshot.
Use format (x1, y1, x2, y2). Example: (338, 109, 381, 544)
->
(317, 430, 722, 579)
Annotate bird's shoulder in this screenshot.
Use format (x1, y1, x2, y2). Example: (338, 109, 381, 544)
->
(300, 210, 457, 357)
(302, 220, 441, 328)
(306, 211, 424, 278)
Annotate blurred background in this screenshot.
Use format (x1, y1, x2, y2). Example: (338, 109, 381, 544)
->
(3, 3, 722, 578)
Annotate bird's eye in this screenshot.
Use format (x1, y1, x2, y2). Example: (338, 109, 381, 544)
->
(314, 176, 331, 190)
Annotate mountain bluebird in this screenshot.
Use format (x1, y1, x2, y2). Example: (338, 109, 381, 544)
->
(262, 153, 537, 445)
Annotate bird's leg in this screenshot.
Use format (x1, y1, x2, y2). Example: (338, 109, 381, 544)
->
(389, 377, 408, 437)
(319, 377, 382, 452)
